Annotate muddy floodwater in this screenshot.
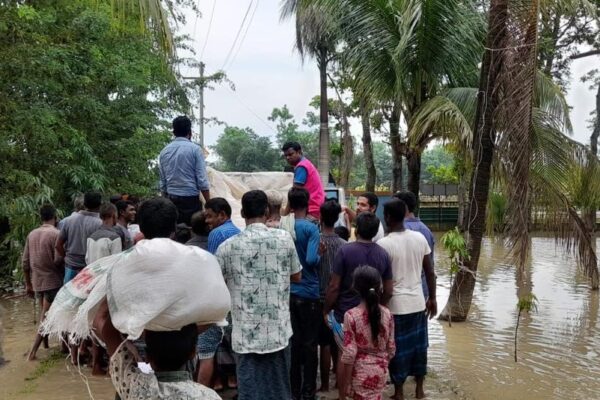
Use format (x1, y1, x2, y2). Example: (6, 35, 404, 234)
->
(1, 236, 600, 400)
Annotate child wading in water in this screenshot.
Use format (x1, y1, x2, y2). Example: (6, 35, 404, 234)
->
(339, 266, 395, 400)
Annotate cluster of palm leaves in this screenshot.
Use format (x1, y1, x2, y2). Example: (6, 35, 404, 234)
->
(283, 0, 600, 320)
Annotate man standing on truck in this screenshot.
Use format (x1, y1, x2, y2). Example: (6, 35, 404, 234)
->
(282, 141, 324, 221)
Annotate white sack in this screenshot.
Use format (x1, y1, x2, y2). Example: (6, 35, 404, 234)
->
(106, 238, 230, 340)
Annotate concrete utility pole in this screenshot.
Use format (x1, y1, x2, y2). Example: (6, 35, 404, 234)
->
(183, 60, 205, 148)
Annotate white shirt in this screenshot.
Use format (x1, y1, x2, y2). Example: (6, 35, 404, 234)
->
(377, 230, 431, 315)
(372, 222, 385, 242)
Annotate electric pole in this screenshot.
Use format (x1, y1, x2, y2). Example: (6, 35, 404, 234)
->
(183, 60, 205, 148)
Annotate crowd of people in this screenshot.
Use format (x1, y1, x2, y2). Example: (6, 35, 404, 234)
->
(20, 116, 437, 400)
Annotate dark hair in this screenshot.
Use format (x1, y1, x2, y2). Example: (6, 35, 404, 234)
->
(359, 192, 379, 209)
(190, 211, 211, 236)
(115, 200, 134, 217)
(173, 115, 192, 137)
(352, 265, 383, 341)
(281, 141, 301, 152)
(39, 204, 56, 222)
(393, 191, 417, 213)
(321, 200, 341, 228)
(355, 212, 380, 241)
(174, 223, 192, 244)
(99, 203, 117, 220)
(109, 195, 122, 204)
(145, 323, 198, 371)
(138, 197, 178, 239)
(334, 226, 350, 241)
(241, 190, 268, 219)
(383, 199, 406, 226)
(205, 197, 232, 218)
(288, 187, 309, 210)
(84, 192, 102, 210)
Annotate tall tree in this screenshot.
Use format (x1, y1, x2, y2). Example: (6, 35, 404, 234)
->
(281, 0, 338, 185)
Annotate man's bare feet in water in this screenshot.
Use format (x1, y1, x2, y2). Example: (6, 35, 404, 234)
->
(415, 376, 425, 399)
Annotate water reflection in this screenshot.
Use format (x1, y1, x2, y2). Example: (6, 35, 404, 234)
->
(431, 236, 600, 400)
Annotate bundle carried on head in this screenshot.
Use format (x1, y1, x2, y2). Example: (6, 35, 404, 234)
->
(43, 239, 231, 341)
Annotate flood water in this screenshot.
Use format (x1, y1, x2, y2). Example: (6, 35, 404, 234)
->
(1, 236, 600, 400)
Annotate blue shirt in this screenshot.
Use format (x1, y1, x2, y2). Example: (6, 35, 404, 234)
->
(293, 157, 308, 185)
(207, 219, 241, 254)
(404, 217, 435, 298)
(290, 218, 321, 299)
(159, 137, 209, 196)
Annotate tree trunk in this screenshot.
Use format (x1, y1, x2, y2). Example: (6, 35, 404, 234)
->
(389, 103, 403, 192)
(317, 46, 330, 186)
(584, 84, 600, 233)
(339, 118, 354, 189)
(439, 0, 508, 322)
(360, 98, 376, 192)
(406, 148, 421, 207)
(457, 171, 470, 231)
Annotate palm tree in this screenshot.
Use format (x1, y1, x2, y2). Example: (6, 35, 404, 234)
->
(408, 1, 600, 320)
(281, 0, 338, 185)
(312, 0, 484, 199)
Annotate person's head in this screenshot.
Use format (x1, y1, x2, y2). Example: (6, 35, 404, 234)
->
(334, 225, 350, 241)
(99, 203, 117, 226)
(109, 194, 122, 204)
(355, 212, 380, 241)
(172, 115, 192, 138)
(287, 187, 309, 212)
(356, 192, 379, 215)
(241, 190, 269, 222)
(393, 191, 417, 215)
(320, 200, 341, 229)
(265, 190, 284, 220)
(137, 197, 178, 239)
(73, 195, 84, 212)
(352, 265, 383, 341)
(39, 204, 56, 224)
(145, 323, 198, 372)
(190, 211, 211, 237)
(204, 198, 232, 229)
(115, 200, 136, 224)
(282, 141, 303, 166)
(383, 199, 406, 231)
(84, 192, 102, 211)
(174, 223, 192, 244)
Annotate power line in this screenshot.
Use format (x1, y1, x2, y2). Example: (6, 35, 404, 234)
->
(221, 0, 254, 70)
(226, 86, 276, 134)
(226, 0, 259, 71)
(200, 0, 217, 60)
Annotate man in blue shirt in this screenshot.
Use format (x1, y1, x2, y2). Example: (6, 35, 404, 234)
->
(393, 191, 435, 299)
(205, 198, 241, 254)
(198, 197, 240, 387)
(159, 116, 210, 225)
(288, 188, 321, 400)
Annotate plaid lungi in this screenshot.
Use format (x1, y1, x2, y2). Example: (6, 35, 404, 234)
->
(196, 325, 224, 360)
(235, 344, 291, 400)
(389, 311, 428, 383)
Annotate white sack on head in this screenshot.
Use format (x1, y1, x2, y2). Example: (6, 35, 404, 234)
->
(106, 238, 231, 340)
(41, 252, 126, 340)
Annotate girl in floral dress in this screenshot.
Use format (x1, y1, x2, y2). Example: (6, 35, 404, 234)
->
(339, 265, 396, 400)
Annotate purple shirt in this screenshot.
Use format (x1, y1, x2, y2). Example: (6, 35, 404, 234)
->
(404, 217, 435, 298)
(332, 242, 392, 322)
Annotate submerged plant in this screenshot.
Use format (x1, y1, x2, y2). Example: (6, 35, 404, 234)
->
(514, 293, 538, 362)
(440, 227, 469, 326)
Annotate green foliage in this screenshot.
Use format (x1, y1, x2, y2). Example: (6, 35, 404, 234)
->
(440, 227, 469, 326)
(515, 293, 539, 362)
(0, 0, 189, 285)
(269, 105, 319, 162)
(486, 192, 508, 235)
(212, 126, 281, 172)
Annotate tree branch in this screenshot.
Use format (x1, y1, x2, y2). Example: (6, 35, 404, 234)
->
(571, 49, 600, 60)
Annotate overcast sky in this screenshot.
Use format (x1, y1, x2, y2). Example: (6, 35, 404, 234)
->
(178, 0, 599, 150)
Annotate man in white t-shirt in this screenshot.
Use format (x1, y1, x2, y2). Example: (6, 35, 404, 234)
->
(343, 192, 385, 241)
(377, 198, 436, 400)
